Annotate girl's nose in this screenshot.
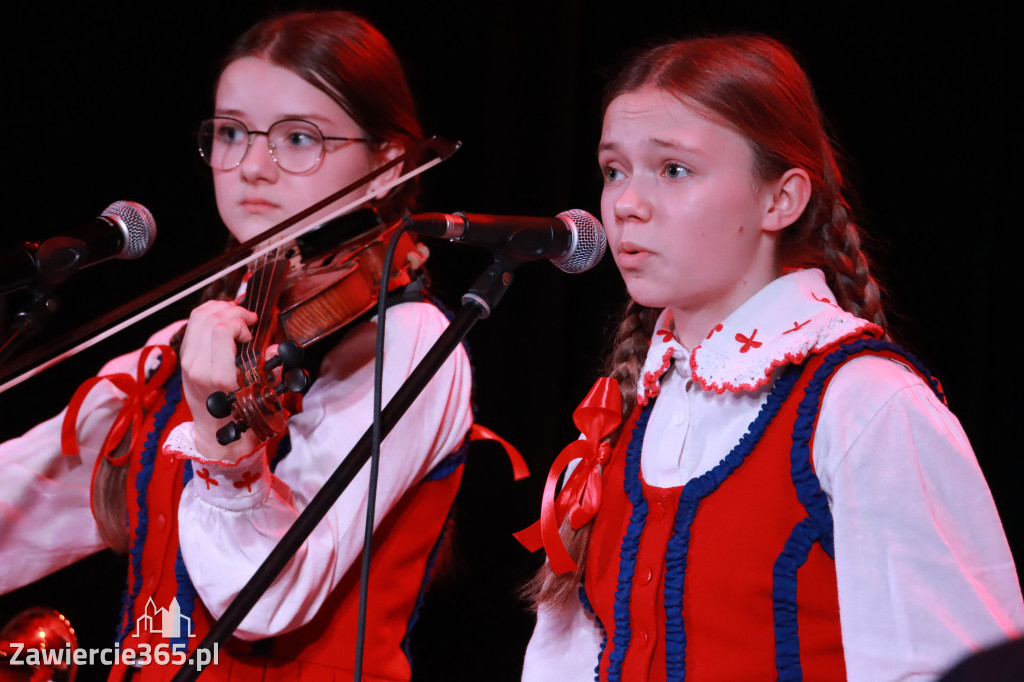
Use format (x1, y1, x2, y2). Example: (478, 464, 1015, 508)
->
(612, 178, 652, 223)
(239, 134, 279, 183)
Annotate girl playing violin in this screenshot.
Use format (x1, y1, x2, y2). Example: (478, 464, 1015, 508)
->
(1, 10, 472, 680)
(519, 35, 1023, 681)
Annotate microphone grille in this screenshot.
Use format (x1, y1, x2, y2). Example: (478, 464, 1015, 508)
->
(102, 201, 157, 259)
(553, 209, 606, 273)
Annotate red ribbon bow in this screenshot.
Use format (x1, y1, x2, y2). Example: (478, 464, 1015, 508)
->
(514, 377, 621, 574)
(61, 345, 177, 465)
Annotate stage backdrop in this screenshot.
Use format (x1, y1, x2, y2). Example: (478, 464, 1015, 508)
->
(1, 2, 1016, 680)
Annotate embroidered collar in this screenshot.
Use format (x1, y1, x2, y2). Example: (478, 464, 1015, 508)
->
(637, 269, 881, 400)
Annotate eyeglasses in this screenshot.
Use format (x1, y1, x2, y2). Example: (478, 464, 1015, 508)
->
(197, 117, 375, 174)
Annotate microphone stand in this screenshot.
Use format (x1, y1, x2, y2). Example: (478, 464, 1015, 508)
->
(0, 291, 58, 367)
(0, 237, 93, 366)
(171, 254, 521, 682)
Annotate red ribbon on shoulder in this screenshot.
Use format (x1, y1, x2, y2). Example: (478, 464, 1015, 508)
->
(61, 345, 177, 465)
(469, 423, 530, 481)
(514, 377, 621, 574)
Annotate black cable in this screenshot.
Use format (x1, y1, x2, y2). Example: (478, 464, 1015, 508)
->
(352, 216, 409, 679)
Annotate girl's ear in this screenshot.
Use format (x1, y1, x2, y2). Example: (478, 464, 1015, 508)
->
(366, 143, 406, 198)
(761, 167, 811, 233)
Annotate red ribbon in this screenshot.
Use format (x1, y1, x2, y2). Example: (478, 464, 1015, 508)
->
(61, 345, 177, 465)
(469, 423, 530, 481)
(514, 377, 621, 574)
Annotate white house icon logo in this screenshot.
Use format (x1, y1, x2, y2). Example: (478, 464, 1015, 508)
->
(133, 597, 194, 639)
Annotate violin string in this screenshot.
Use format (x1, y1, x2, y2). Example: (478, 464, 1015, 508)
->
(245, 248, 275, 383)
(242, 253, 258, 382)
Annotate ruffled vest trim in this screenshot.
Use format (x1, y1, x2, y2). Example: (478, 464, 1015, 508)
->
(583, 337, 944, 682)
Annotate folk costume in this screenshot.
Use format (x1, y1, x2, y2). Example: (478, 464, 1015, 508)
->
(1, 298, 474, 681)
(521, 269, 1023, 682)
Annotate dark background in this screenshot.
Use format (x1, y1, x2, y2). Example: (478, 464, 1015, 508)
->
(1, 2, 1017, 680)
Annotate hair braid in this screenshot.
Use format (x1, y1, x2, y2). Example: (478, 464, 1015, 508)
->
(808, 179, 888, 334)
(522, 299, 657, 612)
(604, 299, 660, 426)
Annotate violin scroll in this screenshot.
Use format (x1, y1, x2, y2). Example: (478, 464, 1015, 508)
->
(206, 340, 310, 445)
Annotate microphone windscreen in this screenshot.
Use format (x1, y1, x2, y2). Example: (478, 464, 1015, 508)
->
(553, 209, 606, 274)
(102, 201, 157, 259)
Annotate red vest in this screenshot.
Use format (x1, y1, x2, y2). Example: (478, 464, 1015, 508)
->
(107, 371, 464, 682)
(583, 339, 939, 681)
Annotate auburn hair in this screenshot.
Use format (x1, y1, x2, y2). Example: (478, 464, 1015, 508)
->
(223, 10, 423, 222)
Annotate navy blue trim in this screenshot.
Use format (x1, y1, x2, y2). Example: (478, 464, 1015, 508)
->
(606, 404, 652, 682)
(117, 370, 184, 644)
(578, 586, 607, 682)
(422, 441, 468, 482)
(771, 338, 941, 679)
(661, 363, 803, 682)
(790, 338, 940, 557)
(772, 517, 818, 681)
(771, 346, 851, 678)
(170, 461, 197, 653)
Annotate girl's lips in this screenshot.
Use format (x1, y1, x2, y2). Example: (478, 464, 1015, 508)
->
(615, 249, 652, 269)
(615, 240, 653, 268)
(239, 197, 279, 213)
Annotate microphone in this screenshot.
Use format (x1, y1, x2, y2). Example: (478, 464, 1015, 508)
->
(1, 201, 157, 295)
(402, 209, 606, 273)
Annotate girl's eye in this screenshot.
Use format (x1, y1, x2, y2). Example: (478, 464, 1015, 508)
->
(283, 131, 317, 148)
(216, 123, 247, 145)
(602, 166, 624, 183)
(664, 163, 690, 179)
(270, 121, 323, 149)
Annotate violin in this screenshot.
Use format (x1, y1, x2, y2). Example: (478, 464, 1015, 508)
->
(204, 211, 428, 445)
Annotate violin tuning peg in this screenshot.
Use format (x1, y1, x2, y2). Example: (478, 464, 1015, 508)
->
(277, 341, 304, 369)
(263, 341, 303, 373)
(275, 368, 310, 395)
(215, 420, 247, 446)
(206, 391, 236, 419)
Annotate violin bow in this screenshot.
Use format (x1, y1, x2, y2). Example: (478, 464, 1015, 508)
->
(0, 136, 461, 395)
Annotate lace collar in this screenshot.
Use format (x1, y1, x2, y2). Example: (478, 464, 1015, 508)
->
(637, 269, 881, 402)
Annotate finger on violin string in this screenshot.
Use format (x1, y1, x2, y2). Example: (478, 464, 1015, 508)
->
(181, 312, 257, 389)
(182, 302, 257, 351)
(194, 299, 259, 328)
